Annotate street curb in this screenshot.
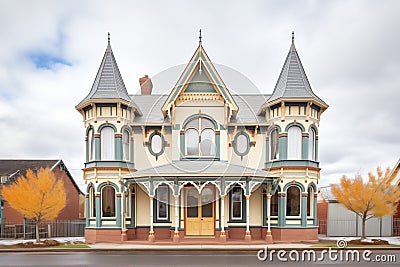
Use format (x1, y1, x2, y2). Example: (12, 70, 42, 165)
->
(1, 246, 400, 253)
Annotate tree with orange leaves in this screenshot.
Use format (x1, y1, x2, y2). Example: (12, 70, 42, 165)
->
(1, 167, 66, 243)
(332, 167, 400, 240)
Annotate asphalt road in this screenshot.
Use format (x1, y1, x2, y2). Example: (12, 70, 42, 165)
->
(0, 251, 398, 266)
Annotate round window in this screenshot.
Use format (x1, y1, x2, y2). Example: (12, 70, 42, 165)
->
(151, 134, 162, 154)
(148, 131, 164, 158)
(233, 131, 250, 158)
(236, 134, 248, 154)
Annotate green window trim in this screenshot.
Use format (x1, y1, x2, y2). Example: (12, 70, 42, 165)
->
(232, 131, 251, 160)
(147, 131, 165, 160)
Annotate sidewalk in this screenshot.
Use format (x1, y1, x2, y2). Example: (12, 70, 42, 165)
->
(1, 236, 400, 251)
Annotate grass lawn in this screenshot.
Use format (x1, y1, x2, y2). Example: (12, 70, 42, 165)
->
(0, 243, 90, 249)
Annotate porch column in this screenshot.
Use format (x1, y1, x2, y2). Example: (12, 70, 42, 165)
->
(266, 194, 273, 243)
(95, 193, 101, 227)
(220, 195, 226, 242)
(244, 195, 251, 241)
(173, 195, 180, 242)
(301, 192, 308, 227)
(277, 192, 285, 227)
(121, 188, 127, 241)
(148, 196, 155, 242)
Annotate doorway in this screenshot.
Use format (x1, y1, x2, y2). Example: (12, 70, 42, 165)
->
(185, 186, 215, 236)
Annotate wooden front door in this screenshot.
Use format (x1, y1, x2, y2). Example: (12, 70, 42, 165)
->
(185, 187, 215, 236)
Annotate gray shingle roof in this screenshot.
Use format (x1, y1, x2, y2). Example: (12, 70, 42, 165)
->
(77, 38, 135, 106)
(131, 160, 273, 178)
(130, 94, 269, 125)
(265, 40, 327, 106)
(231, 95, 269, 124)
(130, 95, 168, 124)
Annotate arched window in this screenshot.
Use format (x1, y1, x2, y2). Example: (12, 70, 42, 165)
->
(184, 117, 215, 157)
(88, 129, 94, 161)
(307, 186, 314, 217)
(89, 186, 96, 218)
(287, 126, 302, 159)
(101, 186, 115, 217)
(286, 186, 301, 216)
(308, 128, 316, 161)
(101, 127, 115, 160)
(269, 128, 279, 160)
(122, 130, 130, 161)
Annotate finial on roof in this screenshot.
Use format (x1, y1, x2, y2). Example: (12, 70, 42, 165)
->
(292, 31, 294, 43)
(108, 32, 110, 45)
(199, 29, 202, 44)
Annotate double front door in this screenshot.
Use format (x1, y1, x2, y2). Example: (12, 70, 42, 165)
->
(185, 186, 215, 236)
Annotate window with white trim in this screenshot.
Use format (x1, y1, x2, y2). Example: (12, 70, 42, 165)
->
(269, 128, 279, 160)
(231, 186, 243, 220)
(307, 187, 314, 217)
(88, 129, 94, 161)
(155, 185, 169, 221)
(122, 130, 130, 161)
(101, 186, 115, 217)
(308, 128, 316, 161)
(184, 117, 215, 157)
(286, 186, 301, 216)
(89, 186, 96, 218)
(287, 126, 302, 159)
(101, 127, 115, 160)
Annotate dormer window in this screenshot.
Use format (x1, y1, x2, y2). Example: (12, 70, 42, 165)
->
(184, 116, 215, 157)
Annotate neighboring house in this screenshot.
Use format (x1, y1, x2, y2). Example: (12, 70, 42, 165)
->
(0, 159, 83, 225)
(76, 32, 328, 243)
(318, 186, 392, 237)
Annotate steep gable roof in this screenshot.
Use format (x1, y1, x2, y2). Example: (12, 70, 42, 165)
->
(76, 34, 141, 114)
(161, 34, 238, 117)
(261, 33, 328, 110)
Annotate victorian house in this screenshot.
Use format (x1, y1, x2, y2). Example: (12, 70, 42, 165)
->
(76, 32, 328, 243)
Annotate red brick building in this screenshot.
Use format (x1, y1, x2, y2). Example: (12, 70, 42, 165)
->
(0, 160, 83, 224)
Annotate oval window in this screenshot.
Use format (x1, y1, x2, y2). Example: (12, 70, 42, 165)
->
(151, 134, 162, 154)
(236, 134, 248, 154)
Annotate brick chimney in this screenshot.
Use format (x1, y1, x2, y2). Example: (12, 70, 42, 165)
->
(139, 75, 153, 95)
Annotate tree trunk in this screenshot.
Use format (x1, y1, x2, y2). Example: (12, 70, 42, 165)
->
(361, 215, 366, 240)
(35, 221, 40, 243)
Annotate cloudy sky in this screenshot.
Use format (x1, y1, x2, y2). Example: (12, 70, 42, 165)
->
(0, 0, 399, 190)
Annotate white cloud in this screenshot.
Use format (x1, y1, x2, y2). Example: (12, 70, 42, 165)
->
(0, 0, 399, 190)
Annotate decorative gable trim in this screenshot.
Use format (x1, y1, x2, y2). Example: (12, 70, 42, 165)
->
(161, 41, 238, 118)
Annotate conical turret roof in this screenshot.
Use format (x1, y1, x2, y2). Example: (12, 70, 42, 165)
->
(265, 33, 327, 106)
(77, 34, 136, 107)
